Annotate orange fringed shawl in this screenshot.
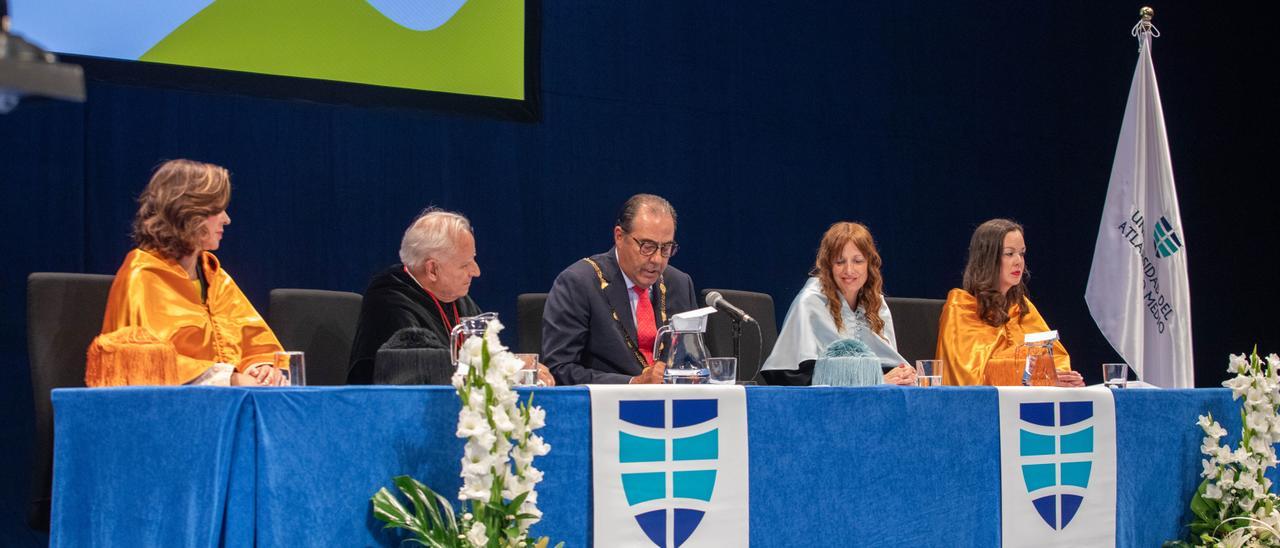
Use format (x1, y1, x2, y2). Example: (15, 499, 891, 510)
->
(934, 288, 1070, 386)
(89, 248, 282, 385)
(85, 326, 179, 386)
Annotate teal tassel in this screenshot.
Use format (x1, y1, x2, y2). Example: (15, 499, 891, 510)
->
(812, 356, 883, 386)
(823, 338, 872, 358)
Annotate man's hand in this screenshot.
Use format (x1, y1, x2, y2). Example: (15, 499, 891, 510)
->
(535, 364, 556, 387)
(630, 361, 667, 384)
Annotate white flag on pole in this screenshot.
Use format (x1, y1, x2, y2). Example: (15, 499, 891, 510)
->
(1085, 16, 1193, 388)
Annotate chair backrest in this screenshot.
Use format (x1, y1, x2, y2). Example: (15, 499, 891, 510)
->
(885, 296, 945, 364)
(516, 293, 548, 354)
(700, 289, 778, 384)
(27, 272, 115, 530)
(268, 288, 363, 386)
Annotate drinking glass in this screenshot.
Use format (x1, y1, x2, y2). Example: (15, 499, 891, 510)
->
(705, 357, 737, 385)
(915, 359, 943, 387)
(274, 351, 306, 386)
(1103, 363, 1130, 389)
(514, 353, 540, 386)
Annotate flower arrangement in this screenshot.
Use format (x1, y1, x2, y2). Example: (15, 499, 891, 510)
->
(371, 320, 558, 548)
(1167, 349, 1280, 548)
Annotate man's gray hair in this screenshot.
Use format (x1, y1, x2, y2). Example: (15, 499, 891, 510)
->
(399, 208, 473, 269)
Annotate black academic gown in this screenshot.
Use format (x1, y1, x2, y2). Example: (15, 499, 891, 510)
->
(347, 265, 481, 384)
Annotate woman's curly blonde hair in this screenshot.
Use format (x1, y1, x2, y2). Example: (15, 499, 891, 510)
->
(132, 159, 231, 260)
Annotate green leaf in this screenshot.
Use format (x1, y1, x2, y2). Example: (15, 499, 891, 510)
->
(507, 491, 530, 510)
(395, 476, 437, 531)
(432, 487, 458, 532)
(371, 487, 419, 530)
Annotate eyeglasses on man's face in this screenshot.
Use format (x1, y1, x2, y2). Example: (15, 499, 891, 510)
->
(629, 235, 679, 258)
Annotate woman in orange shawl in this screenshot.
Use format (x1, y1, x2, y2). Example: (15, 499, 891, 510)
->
(88, 159, 285, 387)
(935, 219, 1084, 387)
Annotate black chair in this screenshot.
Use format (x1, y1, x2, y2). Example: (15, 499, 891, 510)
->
(885, 296, 945, 364)
(700, 289, 778, 384)
(267, 289, 363, 386)
(26, 272, 115, 530)
(516, 293, 548, 354)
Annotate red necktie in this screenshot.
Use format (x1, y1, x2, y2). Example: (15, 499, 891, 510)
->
(634, 286, 656, 365)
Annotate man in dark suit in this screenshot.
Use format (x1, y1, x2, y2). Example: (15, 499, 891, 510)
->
(542, 194, 698, 385)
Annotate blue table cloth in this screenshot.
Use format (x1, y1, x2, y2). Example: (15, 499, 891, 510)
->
(50, 386, 1241, 546)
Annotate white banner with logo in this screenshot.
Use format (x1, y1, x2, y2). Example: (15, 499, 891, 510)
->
(589, 385, 749, 548)
(1085, 21, 1193, 387)
(998, 386, 1116, 547)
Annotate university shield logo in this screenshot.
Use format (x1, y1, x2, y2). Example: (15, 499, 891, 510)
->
(1153, 215, 1183, 258)
(1018, 400, 1095, 530)
(590, 385, 749, 547)
(617, 398, 719, 548)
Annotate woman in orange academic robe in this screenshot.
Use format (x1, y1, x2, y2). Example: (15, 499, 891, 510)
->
(935, 219, 1085, 387)
(88, 159, 285, 387)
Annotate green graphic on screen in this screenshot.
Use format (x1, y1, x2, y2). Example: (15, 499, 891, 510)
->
(9, 0, 525, 100)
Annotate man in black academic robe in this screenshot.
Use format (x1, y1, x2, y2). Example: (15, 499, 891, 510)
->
(347, 264, 481, 384)
(346, 209, 482, 385)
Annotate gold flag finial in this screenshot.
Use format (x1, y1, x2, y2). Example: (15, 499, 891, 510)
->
(1140, 7, 1154, 21)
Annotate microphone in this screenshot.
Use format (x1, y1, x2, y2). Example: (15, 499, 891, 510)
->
(705, 291, 755, 323)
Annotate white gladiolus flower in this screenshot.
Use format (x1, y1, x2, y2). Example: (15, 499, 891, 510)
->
(490, 404, 516, 432)
(443, 319, 550, 544)
(502, 476, 533, 500)
(527, 406, 547, 430)
(527, 434, 551, 456)
(457, 408, 489, 439)
(521, 498, 542, 517)
(1205, 482, 1223, 500)
(485, 368, 512, 393)
(511, 446, 535, 468)
(1247, 412, 1271, 434)
(463, 443, 496, 474)
(1202, 459, 1219, 478)
(460, 474, 493, 502)
(1225, 376, 1253, 398)
(1229, 354, 1249, 374)
(523, 465, 545, 484)
(466, 522, 489, 546)
(484, 320, 506, 350)
(466, 389, 487, 411)
(468, 428, 497, 453)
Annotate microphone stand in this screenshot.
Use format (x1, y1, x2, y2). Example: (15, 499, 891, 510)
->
(730, 316, 743, 368)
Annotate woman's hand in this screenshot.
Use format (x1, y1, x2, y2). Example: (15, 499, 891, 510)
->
(1054, 370, 1085, 387)
(245, 363, 286, 386)
(883, 363, 916, 386)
